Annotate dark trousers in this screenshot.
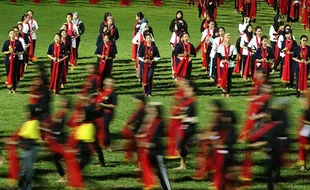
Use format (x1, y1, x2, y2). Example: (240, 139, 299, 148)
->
(32, 39, 36, 55)
(54, 153, 65, 177)
(142, 65, 155, 96)
(18, 146, 38, 190)
(266, 148, 281, 190)
(178, 128, 194, 160)
(76, 37, 81, 59)
(104, 113, 113, 146)
(78, 141, 91, 170)
(149, 153, 172, 190)
(94, 140, 105, 166)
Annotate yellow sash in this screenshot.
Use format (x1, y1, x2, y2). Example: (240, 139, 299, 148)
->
(75, 123, 95, 143)
(18, 120, 40, 139)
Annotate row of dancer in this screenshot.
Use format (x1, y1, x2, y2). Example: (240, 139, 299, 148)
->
(1, 10, 38, 93)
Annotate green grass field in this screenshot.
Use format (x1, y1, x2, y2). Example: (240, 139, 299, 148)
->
(0, 0, 309, 189)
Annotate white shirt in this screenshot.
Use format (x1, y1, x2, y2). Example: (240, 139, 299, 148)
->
(29, 19, 39, 39)
(239, 23, 248, 35)
(248, 36, 261, 52)
(210, 36, 224, 58)
(17, 37, 25, 60)
(22, 22, 31, 35)
(269, 25, 277, 42)
(170, 32, 181, 46)
(132, 32, 155, 45)
(240, 33, 251, 55)
(218, 44, 237, 68)
(201, 28, 214, 43)
(64, 22, 79, 48)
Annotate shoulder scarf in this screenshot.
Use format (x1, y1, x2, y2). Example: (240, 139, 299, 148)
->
(298, 46, 308, 91)
(176, 42, 191, 78)
(49, 43, 61, 92)
(142, 42, 153, 86)
(97, 42, 111, 89)
(7, 40, 16, 88)
(282, 39, 293, 83)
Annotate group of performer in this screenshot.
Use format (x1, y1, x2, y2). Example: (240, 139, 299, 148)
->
(1, 10, 38, 93)
(4, 64, 310, 190)
(48, 12, 85, 94)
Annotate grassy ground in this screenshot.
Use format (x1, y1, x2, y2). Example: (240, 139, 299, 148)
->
(0, 0, 309, 189)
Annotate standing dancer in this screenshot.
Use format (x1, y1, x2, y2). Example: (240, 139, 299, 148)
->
(248, 26, 263, 77)
(20, 14, 32, 69)
(47, 33, 68, 95)
(302, 0, 310, 30)
(173, 32, 196, 79)
(1, 30, 24, 94)
(132, 23, 154, 74)
(292, 35, 310, 97)
(170, 22, 184, 78)
(17, 23, 30, 79)
(138, 32, 160, 97)
(210, 27, 225, 85)
(95, 34, 117, 89)
(240, 24, 253, 79)
(281, 29, 297, 89)
(200, 12, 213, 33)
(201, 20, 215, 71)
(64, 13, 79, 69)
(73, 12, 85, 61)
(255, 36, 274, 80)
(169, 11, 188, 33)
(269, 15, 281, 53)
(60, 29, 71, 88)
(27, 10, 38, 60)
(217, 33, 237, 97)
(132, 12, 144, 62)
(13, 27, 26, 83)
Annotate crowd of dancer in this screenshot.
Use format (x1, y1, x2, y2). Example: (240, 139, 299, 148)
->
(2, 1, 310, 190)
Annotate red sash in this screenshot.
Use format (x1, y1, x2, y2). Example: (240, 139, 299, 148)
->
(49, 43, 61, 92)
(239, 93, 271, 141)
(243, 35, 252, 79)
(217, 38, 224, 85)
(136, 119, 162, 188)
(7, 40, 16, 87)
(97, 42, 111, 88)
(298, 46, 308, 91)
(120, 0, 130, 6)
(234, 48, 243, 74)
(220, 45, 230, 90)
(27, 23, 34, 59)
(142, 42, 153, 85)
(61, 39, 68, 84)
(202, 29, 212, 69)
(132, 21, 139, 60)
(67, 22, 73, 37)
(176, 42, 191, 78)
(7, 131, 21, 182)
(282, 40, 293, 83)
(302, 4, 310, 29)
(121, 106, 145, 139)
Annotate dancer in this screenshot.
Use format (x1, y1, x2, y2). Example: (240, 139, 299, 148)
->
(73, 12, 85, 61)
(217, 33, 237, 97)
(173, 32, 196, 79)
(27, 10, 38, 60)
(292, 35, 310, 97)
(47, 33, 68, 94)
(240, 24, 253, 79)
(95, 34, 117, 89)
(64, 13, 79, 69)
(1, 29, 24, 93)
(169, 11, 188, 33)
(138, 32, 160, 97)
